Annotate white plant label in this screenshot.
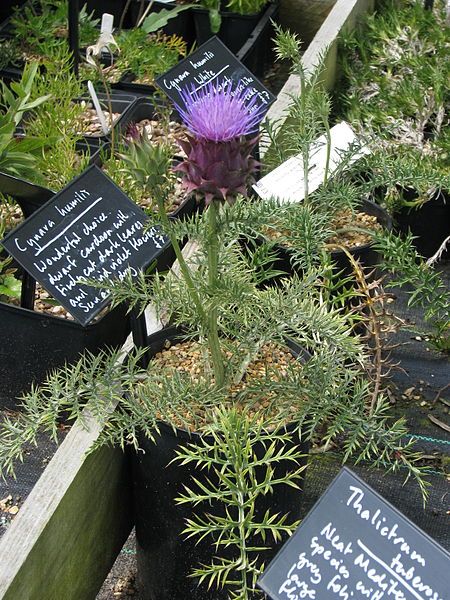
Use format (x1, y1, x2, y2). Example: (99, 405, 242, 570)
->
(100, 13, 114, 34)
(253, 122, 370, 203)
(87, 81, 109, 135)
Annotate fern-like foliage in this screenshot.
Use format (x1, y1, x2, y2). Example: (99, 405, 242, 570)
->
(372, 230, 450, 351)
(174, 407, 307, 599)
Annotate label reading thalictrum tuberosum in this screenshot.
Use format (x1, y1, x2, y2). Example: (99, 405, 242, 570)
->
(258, 468, 450, 600)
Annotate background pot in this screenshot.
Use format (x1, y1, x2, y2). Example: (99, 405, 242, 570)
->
(75, 91, 137, 149)
(193, 3, 267, 53)
(394, 189, 449, 259)
(0, 299, 130, 410)
(129, 0, 196, 47)
(255, 199, 392, 284)
(131, 326, 310, 600)
(235, 0, 279, 78)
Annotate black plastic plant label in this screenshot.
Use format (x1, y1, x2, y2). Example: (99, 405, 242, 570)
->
(155, 36, 275, 115)
(258, 467, 449, 600)
(2, 165, 168, 326)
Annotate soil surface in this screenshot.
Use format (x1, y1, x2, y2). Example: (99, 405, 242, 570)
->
(76, 102, 121, 136)
(149, 338, 302, 430)
(265, 208, 382, 250)
(126, 118, 187, 158)
(326, 208, 382, 250)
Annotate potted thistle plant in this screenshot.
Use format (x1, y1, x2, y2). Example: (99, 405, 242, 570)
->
(250, 27, 392, 284)
(0, 80, 428, 600)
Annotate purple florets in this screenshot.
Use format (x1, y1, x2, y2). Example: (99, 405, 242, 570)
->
(176, 80, 266, 142)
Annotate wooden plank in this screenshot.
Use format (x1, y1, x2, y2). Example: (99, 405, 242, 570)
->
(0, 313, 160, 599)
(0, 436, 132, 600)
(302, 0, 375, 90)
(0, 242, 202, 599)
(262, 0, 375, 154)
(279, 0, 336, 46)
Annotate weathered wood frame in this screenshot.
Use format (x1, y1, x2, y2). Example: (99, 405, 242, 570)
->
(0, 1, 375, 598)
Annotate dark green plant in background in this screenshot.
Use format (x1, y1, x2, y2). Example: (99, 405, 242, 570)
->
(10, 0, 99, 61)
(23, 47, 90, 190)
(0, 219, 21, 302)
(113, 29, 187, 84)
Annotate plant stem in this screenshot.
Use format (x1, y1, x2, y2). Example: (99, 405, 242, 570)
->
(207, 201, 225, 388)
(118, 0, 132, 30)
(155, 193, 207, 327)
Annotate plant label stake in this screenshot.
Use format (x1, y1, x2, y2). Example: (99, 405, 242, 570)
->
(155, 36, 275, 116)
(258, 467, 450, 600)
(101, 12, 115, 35)
(87, 81, 109, 135)
(68, 0, 79, 76)
(2, 166, 169, 326)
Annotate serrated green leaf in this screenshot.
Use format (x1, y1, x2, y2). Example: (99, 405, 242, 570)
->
(142, 5, 193, 34)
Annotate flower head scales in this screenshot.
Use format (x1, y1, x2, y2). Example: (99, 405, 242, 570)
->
(176, 80, 266, 142)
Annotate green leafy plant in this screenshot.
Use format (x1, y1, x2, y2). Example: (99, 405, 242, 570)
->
(175, 408, 306, 597)
(0, 38, 21, 71)
(108, 134, 184, 215)
(10, 0, 99, 61)
(0, 219, 21, 302)
(197, 0, 267, 17)
(336, 0, 450, 211)
(113, 29, 187, 85)
(372, 230, 450, 353)
(142, 3, 194, 33)
(23, 46, 91, 189)
(262, 25, 333, 199)
(0, 63, 50, 180)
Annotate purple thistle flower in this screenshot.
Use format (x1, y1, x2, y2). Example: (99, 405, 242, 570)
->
(176, 80, 266, 142)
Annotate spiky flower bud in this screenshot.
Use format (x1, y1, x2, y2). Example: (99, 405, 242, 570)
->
(174, 81, 266, 204)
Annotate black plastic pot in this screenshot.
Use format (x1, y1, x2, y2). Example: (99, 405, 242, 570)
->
(251, 199, 392, 284)
(393, 190, 449, 259)
(112, 71, 157, 99)
(235, 1, 278, 78)
(0, 299, 130, 410)
(193, 4, 265, 54)
(75, 91, 137, 148)
(131, 326, 310, 600)
(331, 200, 392, 276)
(128, 0, 196, 46)
(112, 96, 184, 156)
